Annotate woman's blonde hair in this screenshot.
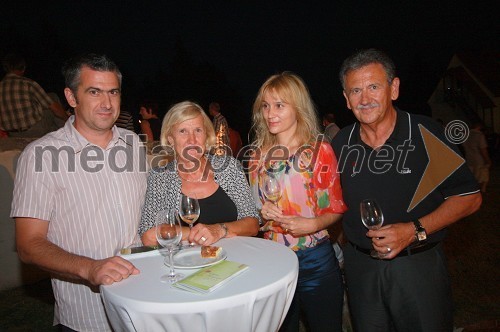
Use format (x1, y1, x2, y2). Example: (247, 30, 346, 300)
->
(160, 101, 216, 151)
(251, 72, 320, 150)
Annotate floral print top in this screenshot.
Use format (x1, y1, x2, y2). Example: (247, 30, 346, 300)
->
(249, 141, 346, 251)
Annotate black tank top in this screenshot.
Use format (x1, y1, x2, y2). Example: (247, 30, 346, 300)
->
(148, 118, 162, 141)
(197, 186, 238, 225)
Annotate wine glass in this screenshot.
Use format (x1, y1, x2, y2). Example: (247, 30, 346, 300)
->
(179, 193, 200, 247)
(259, 172, 283, 232)
(156, 209, 184, 283)
(360, 199, 385, 258)
(261, 172, 282, 205)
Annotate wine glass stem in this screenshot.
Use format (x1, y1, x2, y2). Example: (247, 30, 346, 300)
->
(168, 249, 176, 277)
(189, 224, 194, 246)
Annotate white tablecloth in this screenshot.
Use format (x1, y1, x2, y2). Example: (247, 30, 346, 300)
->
(101, 236, 299, 332)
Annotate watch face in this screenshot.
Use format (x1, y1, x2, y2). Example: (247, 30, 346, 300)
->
(417, 231, 427, 241)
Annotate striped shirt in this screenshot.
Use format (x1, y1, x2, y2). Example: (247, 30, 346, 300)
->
(0, 73, 54, 131)
(11, 116, 148, 331)
(114, 110, 135, 131)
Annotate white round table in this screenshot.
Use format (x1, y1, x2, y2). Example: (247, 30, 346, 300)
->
(101, 236, 299, 332)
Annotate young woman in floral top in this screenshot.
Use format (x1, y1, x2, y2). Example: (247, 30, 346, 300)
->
(248, 72, 346, 332)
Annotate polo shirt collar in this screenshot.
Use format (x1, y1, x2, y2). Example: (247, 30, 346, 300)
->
(347, 108, 411, 147)
(64, 115, 129, 153)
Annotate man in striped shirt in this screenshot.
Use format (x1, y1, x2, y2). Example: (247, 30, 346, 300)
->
(12, 54, 148, 331)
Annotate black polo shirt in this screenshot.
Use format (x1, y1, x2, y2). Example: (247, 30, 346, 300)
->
(332, 109, 479, 249)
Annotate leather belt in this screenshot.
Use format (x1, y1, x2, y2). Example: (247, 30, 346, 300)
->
(350, 241, 438, 258)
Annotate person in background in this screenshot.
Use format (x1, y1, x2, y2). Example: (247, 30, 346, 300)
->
(139, 101, 259, 246)
(138, 101, 161, 142)
(228, 126, 243, 158)
(115, 106, 135, 132)
(47, 92, 68, 128)
(332, 48, 481, 331)
(248, 72, 346, 332)
(322, 112, 340, 142)
(12, 53, 147, 331)
(0, 53, 68, 137)
(462, 121, 491, 193)
(208, 101, 230, 153)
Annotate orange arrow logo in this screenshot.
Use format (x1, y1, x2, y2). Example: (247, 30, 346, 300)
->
(408, 125, 465, 212)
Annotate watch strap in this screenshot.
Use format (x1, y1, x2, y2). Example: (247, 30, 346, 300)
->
(412, 219, 427, 243)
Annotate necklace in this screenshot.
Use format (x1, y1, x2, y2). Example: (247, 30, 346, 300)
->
(178, 172, 204, 183)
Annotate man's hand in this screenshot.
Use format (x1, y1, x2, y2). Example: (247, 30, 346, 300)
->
(367, 222, 415, 259)
(86, 256, 140, 286)
(16, 217, 140, 285)
(366, 193, 482, 259)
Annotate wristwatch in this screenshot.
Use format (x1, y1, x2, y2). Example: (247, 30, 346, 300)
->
(413, 219, 427, 243)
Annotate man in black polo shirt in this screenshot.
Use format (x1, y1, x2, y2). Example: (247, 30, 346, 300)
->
(332, 48, 481, 331)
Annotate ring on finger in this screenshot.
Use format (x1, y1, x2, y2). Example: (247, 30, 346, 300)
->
(201, 236, 207, 242)
(387, 247, 391, 253)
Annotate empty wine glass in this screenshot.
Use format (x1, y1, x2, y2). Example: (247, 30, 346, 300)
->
(360, 199, 385, 258)
(261, 172, 282, 205)
(179, 193, 200, 247)
(156, 209, 184, 283)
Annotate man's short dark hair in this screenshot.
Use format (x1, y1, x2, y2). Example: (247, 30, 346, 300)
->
(209, 102, 220, 111)
(62, 53, 122, 93)
(339, 48, 396, 90)
(2, 53, 26, 72)
(323, 113, 336, 124)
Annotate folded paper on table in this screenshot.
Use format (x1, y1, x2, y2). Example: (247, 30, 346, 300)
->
(174, 260, 249, 293)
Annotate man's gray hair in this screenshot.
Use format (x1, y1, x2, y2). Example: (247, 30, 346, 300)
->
(339, 48, 396, 90)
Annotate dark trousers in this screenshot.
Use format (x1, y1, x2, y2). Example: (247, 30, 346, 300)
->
(280, 241, 344, 332)
(344, 242, 453, 332)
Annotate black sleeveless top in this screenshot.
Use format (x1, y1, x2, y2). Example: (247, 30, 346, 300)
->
(148, 117, 162, 141)
(196, 186, 238, 225)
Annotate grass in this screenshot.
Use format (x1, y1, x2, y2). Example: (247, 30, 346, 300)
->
(0, 278, 56, 331)
(0, 167, 498, 331)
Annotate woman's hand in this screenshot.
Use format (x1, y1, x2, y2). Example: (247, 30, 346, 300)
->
(260, 201, 283, 221)
(187, 223, 226, 246)
(276, 215, 317, 237)
(141, 227, 158, 246)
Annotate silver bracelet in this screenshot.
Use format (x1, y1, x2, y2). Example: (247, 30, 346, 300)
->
(219, 223, 228, 238)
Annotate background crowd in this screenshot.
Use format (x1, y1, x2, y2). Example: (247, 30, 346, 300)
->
(0, 47, 495, 332)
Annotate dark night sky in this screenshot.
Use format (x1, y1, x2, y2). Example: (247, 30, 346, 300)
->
(1, 0, 499, 133)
